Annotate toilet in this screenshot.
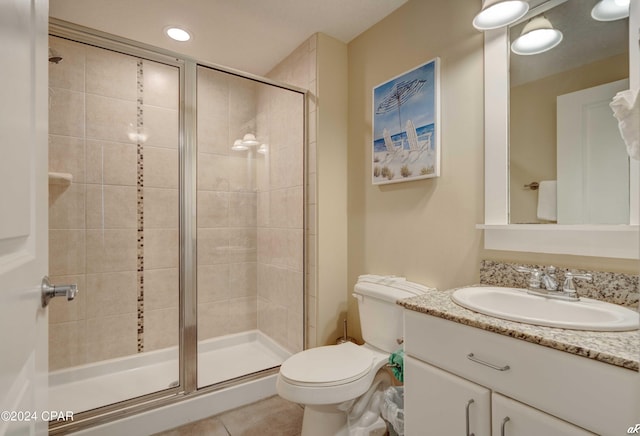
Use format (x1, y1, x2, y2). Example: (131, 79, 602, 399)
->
(277, 275, 431, 436)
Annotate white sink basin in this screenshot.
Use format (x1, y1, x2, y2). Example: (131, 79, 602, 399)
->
(451, 286, 639, 331)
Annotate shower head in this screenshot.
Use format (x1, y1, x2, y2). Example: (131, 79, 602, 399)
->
(48, 48, 63, 64)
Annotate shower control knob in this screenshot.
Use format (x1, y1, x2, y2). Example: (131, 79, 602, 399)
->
(41, 276, 78, 308)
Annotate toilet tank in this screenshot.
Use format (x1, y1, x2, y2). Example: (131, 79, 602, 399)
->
(353, 276, 433, 353)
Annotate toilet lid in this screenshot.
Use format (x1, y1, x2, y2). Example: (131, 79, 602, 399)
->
(280, 342, 374, 387)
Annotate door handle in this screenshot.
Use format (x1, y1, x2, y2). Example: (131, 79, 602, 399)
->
(465, 399, 475, 436)
(41, 276, 78, 308)
(501, 416, 510, 436)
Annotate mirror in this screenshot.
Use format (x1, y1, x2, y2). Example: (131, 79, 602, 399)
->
(508, 0, 629, 224)
(480, 0, 639, 259)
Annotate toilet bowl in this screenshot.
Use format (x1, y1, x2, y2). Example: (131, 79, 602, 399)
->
(276, 275, 433, 436)
(277, 342, 388, 406)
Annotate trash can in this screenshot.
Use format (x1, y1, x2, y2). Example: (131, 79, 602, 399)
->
(381, 386, 404, 436)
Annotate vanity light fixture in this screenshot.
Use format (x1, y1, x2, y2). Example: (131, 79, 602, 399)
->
(591, 0, 630, 21)
(240, 133, 260, 146)
(231, 133, 261, 151)
(231, 139, 249, 151)
(473, 0, 530, 30)
(165, 26, 191, 42)
(511, 16, 563, 55)
(257, 144, 268, 155)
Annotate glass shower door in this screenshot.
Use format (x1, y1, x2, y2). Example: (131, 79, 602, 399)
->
(195, 65, 305, 388)
(47, 35, 181, 414)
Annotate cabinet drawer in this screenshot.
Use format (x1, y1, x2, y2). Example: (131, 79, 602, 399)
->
(404, 310, 639, 435)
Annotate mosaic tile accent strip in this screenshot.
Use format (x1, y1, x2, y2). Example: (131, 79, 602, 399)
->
(480, 260, 639, 308)
(136, 59, 145, 353)
(398, 287, 639, 370)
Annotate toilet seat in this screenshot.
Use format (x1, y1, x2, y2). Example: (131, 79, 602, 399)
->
(279, 342, 375, 387)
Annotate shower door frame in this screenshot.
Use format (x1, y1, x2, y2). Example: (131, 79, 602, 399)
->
(48, 19, 308, 435)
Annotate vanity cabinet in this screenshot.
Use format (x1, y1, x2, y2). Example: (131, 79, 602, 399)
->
(405, 357, 592, 435)
(403, 309, 639, 435)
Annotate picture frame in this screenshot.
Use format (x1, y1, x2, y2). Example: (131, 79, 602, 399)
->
(372, 58, 440, 185)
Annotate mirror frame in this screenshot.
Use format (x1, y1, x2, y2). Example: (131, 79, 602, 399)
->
(479, 1, 639, 259)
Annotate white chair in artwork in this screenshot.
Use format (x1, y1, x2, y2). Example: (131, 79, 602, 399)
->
(383, 128, 402, 152)
(382, 128, 403, 162)
(405, 119, 422, 151)
(404, 119, 432, 163)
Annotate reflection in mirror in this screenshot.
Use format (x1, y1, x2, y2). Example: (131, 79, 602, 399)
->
(509, 0, 629, 224)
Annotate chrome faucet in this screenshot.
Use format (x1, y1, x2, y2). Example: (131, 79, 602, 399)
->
(515, 265, 558, 290)
(540, 266, 558, 291)
(562, 272, 593, 296)
(515, 266, 590, 301)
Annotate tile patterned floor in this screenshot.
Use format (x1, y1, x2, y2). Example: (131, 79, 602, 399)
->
(153, 395, 304, 436)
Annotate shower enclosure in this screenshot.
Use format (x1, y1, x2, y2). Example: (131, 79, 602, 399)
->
(47, 22, 305, 433)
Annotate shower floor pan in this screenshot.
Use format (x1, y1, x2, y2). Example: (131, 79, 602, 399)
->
(49, 330, 291, 414)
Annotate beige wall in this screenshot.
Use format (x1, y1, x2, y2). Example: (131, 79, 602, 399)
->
(510, 53, 628, 224)
(347, 0, 485, 340)
(315, 34, 349, 346)
(345, 0, 638, 342)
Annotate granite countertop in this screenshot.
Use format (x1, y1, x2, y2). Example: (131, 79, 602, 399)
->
(398, 286, 640, 371)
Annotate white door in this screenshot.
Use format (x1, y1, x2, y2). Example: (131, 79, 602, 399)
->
(557, 79, 630, 224)
(0, 0, 49, 435)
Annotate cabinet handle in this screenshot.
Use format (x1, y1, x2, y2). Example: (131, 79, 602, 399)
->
(467, 353, 510, 371)
(465, 399, 475, 436)
(501, 416, 510, 436)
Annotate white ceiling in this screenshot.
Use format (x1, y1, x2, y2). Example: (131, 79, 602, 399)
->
(49, 0, 408, 76)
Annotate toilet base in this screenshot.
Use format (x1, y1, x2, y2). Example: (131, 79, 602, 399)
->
(301, 404, 348, 436)
(300, 403, 388, 436)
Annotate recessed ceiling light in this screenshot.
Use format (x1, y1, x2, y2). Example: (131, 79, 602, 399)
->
(165, 27, 191, 42)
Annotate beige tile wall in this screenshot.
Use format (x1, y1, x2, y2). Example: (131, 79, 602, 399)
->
(48, 36, 179, 370)
(257, 37, 313, 353)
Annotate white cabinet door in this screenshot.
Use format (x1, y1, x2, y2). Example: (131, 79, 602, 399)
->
(492, 393, 595, 436)
(405, 356, 491, 436)
(0, 0, 49, 435)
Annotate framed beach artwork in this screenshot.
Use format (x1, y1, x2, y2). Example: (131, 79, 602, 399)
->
(372, 58, 440, 185)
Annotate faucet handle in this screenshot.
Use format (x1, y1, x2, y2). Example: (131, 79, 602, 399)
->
(515, 266, 541, 289)
(562, 272, 593, 294)
(514, 265, 538, 276)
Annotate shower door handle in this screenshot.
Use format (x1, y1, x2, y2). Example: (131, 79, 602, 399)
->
(41, 276, 78, 308)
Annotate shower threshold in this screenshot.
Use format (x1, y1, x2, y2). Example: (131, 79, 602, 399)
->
(49, 330, 291, 414)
